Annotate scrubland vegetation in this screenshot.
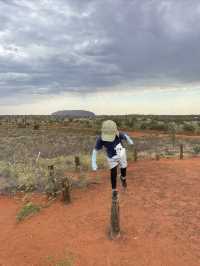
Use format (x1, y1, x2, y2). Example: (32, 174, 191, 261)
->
(0, 114, 200, 195)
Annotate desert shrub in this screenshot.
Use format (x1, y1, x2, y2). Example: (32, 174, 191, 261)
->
(0, 152, 104, 194)
(16, 202, 41, 222)
(47, 255, 74, 266)
(183, 123, 196, 133)
(17, 123, 26, 128)
(193, 145, 200, 154)
(149, 121, 167, 131)
(54, 258, 73, 266)
(17, 165, 38, 192)
(124, 118, 135, 129)
(0, 160, 48, 193)
(0, 161, 17, 179)
(79, 152, 107, 170)
(127, 149, 135, 161)
(63, 121, 69, 126)
(164, 149, 176, 157)
(115, 119, 122, 128)
(140, 123, 148, 130)
(33, 124, 40, 130)
(68, 118, 73, 123)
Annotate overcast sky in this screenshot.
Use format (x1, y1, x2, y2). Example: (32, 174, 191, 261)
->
(0, 0, 200, 115)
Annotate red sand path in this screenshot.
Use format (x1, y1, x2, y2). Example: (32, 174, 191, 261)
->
(0, 158, 200, 266)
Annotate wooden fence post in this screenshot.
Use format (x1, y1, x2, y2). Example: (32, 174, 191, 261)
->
(46, 165, 57, 198)
(48, 165, 55, 177)
(110, 191, 120, 239)
(61, 177, 71, 204)
(180, 144, 184, 160)
(156, 154, 160, 161)
(74, 156, 80, 171)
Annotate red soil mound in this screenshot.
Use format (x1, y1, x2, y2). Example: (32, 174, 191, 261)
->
(0, 158, 200, 266)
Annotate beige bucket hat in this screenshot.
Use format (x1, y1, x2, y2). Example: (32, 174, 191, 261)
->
(101, 120, 119, 142)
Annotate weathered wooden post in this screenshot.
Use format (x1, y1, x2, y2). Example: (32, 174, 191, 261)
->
(61, 176, 71, 204)
(48, 165, 54, 177)
(110, 191, 120, 239)
(156, 153, 160, 161)
(134, 148, 138, 162)
(180, 144, 184, 160)
(23, 117, 27, 128)
(74, 156, 80, 171)
(33, 123, 40, 130)
(46, 165, 57, 198)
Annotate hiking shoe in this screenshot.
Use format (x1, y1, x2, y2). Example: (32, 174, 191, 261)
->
(120, 176, 127, 189)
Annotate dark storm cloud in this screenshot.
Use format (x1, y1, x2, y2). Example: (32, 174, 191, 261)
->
(0, 0, 200, 99)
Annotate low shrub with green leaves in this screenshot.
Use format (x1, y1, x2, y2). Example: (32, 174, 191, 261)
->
(47, 253, 74, 266)
(16, 202, 41, 222)
(183, 123, 196, 133)
(54, 258, 73, 266)
(193, 145, 200, 154)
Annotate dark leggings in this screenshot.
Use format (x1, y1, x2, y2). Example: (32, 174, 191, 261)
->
(110, 166, 126, 189)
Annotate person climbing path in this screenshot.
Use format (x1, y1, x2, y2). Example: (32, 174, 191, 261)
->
(91, 120, 134, 198)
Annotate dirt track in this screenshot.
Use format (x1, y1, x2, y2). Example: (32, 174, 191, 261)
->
(0, 158, 200, 266)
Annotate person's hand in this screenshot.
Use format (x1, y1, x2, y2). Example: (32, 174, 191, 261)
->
(124, 134, 134, 145)
(91, 149, 98, 171)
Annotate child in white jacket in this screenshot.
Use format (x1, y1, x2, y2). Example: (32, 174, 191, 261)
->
(91, 120, 134, 197)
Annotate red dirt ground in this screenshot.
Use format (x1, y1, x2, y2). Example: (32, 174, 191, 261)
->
(0, 158, 200, 266)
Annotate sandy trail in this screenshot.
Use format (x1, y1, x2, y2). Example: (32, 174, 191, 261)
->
(0, 158, 200, 266)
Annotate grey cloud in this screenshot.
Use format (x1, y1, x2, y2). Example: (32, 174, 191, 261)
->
(0, 0, 200, 101)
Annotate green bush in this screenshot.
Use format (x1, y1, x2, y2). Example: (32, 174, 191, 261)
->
(183, 123, 196, 132)
(140, 123, 148, 130)
(193, 146, 200, 154)
(33, 124, 40, 130)
(16, 202, 41, 222)
(149, 121, 167, 131)
(47, 255, 74, 266)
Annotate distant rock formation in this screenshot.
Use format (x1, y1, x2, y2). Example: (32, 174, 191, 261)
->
(51, 110, 95, 117)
